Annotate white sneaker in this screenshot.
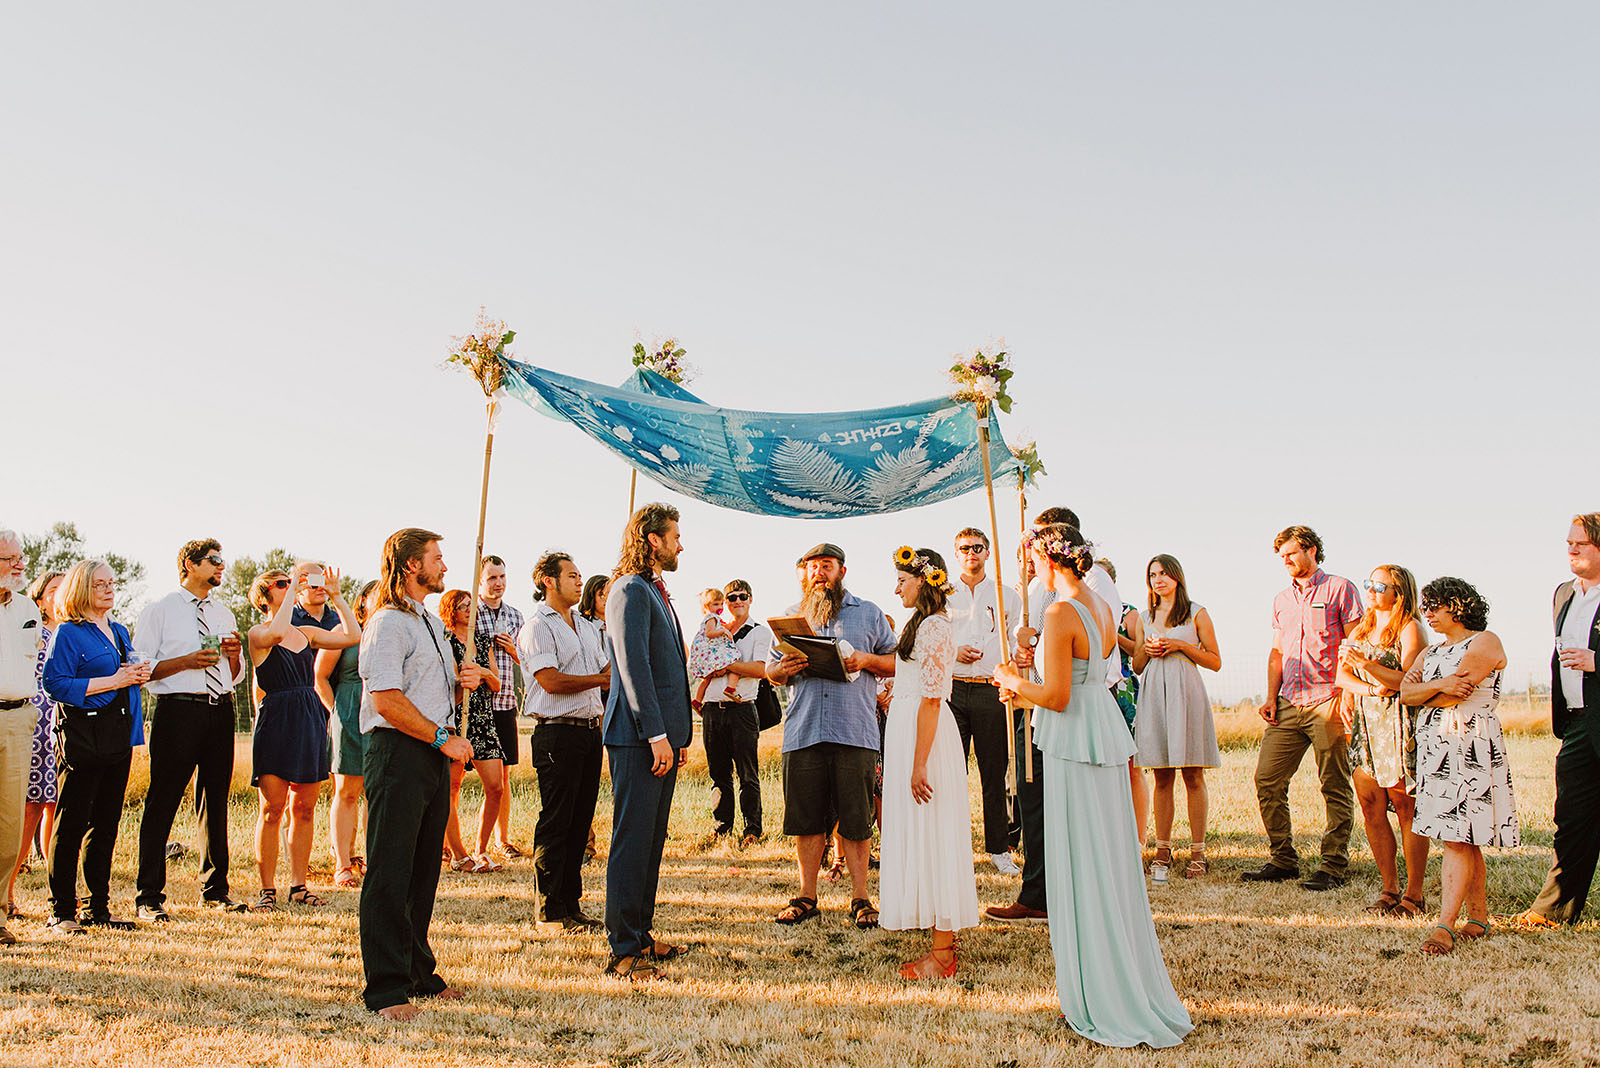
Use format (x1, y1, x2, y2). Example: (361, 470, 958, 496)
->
(990, 852, 1021, 875)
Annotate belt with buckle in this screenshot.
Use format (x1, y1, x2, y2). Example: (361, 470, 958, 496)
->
(954, 676, 994, 685)
(160, 692, 234, 707)
(538, 716, 600, 729)
(0, 698, 30, 711)
(700, 699, 749, 710)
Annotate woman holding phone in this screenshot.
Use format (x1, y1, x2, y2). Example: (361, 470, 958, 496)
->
(247, 564, 359, 911)
(41, 560, 150, 934)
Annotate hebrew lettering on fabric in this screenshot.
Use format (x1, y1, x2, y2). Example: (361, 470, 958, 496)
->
(500, 361, 1017, 519)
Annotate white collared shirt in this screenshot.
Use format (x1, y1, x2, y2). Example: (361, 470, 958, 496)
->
(518, 602, 608, 720)
(724, 619, 773, 702)
(134, 589, 243, 696)
(1559, 579, 1600, 709)
(948, 573, 1016, 678)
(0, 592, 43, 701)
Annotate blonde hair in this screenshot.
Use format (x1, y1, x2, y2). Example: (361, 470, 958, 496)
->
(700, 587, 725, 612)
(1349, 564, 1419, 650)
(57, 559, 110, 623)
(250, 569, 289, 614)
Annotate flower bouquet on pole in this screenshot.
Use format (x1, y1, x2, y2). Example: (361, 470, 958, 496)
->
(626, 337, 694, 515)
(445, 307, 516, 646)
(948, 345, 1024, 790)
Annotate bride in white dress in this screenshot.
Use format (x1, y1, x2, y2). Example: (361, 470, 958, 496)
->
(879, 546, 981, 979)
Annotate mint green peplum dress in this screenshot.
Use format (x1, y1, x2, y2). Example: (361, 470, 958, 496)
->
(1033, 596, 1192, 1049)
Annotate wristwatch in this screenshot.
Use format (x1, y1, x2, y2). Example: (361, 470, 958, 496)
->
(431, 726, 450, 750)
(1025, 634, 1040, 649)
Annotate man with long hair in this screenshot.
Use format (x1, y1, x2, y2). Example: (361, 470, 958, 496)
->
(357, 528, 483, 1020)
(767, 543, 896, 930)
(602, 504, 692, 981)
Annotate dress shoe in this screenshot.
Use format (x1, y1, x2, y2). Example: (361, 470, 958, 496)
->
(136, 905, 171, 924)
(984, 901, 1047, 923)
(202, 896, 248, 913)
(568, 910, 603, 930)
(1240, 863, 1300, 883)
(537, 915, 588, 934)
(1299, 870, 1347, 891)
(0, 924, 16, 945)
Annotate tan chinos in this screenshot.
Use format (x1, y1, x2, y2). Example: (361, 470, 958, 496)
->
(1253, 695, 1354, 876)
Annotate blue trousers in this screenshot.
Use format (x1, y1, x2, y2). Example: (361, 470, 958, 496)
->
(605, 744, 677, 959)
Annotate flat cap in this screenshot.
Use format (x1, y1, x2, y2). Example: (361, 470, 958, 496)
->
(798, 542, 846, 565)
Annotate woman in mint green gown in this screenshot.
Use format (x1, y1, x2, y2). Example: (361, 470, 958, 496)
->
(995, 523, 1192, 1049)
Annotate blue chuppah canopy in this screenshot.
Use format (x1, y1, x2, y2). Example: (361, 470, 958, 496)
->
(499, 360, 1017, 519)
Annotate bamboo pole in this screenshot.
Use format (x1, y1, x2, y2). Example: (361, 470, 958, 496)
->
(975, 401, 1020, 797)
(1017, 479, 1033, 783)
(628, 468, 638, 519)
(463, 399, 497, 736)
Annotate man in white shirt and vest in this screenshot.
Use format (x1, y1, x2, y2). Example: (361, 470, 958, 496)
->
(133, 539, 247, 919)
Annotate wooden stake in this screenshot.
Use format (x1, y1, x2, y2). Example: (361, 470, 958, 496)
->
(628, 468, 638, 519)
(975, 401, 1019, 797)
(463, 399, 496, 736)
(1018, 480, 1033, 783)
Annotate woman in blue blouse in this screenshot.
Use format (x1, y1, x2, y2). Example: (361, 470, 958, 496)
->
(41, 560, 151, 935)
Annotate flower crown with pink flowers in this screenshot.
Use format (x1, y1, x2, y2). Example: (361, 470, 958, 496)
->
(1023, 526, 1094, 568)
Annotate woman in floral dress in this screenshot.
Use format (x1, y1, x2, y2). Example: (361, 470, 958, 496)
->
(1337, 564, 1428, 917)
(8, 571, 64, 917)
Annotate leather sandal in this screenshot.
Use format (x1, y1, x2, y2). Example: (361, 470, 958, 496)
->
(1365, 891, 1402, 915)
(1390, 895, 1426, 918)
(251, 888, 278, 913)
(774, 896, 819, 925)
(1420, 924, 1455, 955)
(848, 898, 879, 930)
(287, 885, 327, 907)
(603, 955, 657, 982)
(1457, 918, 1490, 942)
(898, 943, 959, 980)
(333, 866, 360, 889)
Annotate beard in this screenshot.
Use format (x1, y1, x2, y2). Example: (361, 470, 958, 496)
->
(656, 546, 679, 573)
(0, 572, 24, 595)
(800, 577, 845, 628)
(419, 563, 446, 595)
(205, 572, 222, 587)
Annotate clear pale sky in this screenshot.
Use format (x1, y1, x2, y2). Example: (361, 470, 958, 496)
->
(5, 4, 1591, 700)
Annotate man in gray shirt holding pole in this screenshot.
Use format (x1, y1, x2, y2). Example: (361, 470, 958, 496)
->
(358, 528, 484, 1021)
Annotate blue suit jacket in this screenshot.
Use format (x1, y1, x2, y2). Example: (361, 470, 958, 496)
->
(602, 573, 692, 750)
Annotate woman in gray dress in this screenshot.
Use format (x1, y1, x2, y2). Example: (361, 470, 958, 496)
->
(1129, 555, 1221, 883)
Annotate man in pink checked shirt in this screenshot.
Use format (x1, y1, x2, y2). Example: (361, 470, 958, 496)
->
(1243, 525, 1362, 892)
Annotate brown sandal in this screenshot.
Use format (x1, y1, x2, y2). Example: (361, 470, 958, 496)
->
(1184, 857, 1209, 879)
(1420, 924, 1455, 955)
(1365, 891, 1402, 914)
(1456, 918, 1490, 942)
(603, 955, 657, 982)
(1390, 895, 1426, 918)
(774, 897, 819, 925)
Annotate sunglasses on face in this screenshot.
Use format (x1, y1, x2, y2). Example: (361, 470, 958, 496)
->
(956, 544, 987, 554)
(271, 578, 292, 590)
(203, 554, 225, 566)
(1362, 579, 1391, 593)
(724, 592, 750, 602)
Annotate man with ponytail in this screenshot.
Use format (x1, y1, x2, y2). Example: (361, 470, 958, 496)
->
(357, 528, 483, 1020)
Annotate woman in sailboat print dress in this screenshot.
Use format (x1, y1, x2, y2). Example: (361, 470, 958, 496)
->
(1402, 577, 1518, 955)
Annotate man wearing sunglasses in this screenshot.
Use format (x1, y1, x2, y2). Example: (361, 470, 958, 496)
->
(700, 579, 772, 846)
(132, 539, 248, 919)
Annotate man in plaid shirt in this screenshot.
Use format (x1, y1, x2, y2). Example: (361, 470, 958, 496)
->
(1243, 526, 1363, 891)
(475, 556, 526, 857)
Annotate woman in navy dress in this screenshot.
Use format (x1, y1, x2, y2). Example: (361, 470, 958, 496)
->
(247, 563, 359, 911)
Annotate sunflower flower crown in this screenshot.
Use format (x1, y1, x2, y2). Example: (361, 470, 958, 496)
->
(893, 546, 954, 593)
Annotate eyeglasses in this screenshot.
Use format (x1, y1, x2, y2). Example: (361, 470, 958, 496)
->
(724, 592, 750, 602)
(955, 544, 988, 555)
(203, 554, 225, 566)
(91, 580, 116, 591)
(1362, 579, 1391, 593)
(0, 554, 21, 568)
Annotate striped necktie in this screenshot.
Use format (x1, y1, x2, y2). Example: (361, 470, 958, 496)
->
(195, 598, 226, 699)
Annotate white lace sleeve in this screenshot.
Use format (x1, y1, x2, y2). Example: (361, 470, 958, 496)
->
(916, 614, 955, 699)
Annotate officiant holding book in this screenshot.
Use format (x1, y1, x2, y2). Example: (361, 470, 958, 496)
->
(766, 543, 896, 929)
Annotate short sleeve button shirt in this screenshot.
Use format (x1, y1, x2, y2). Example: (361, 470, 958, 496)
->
(768, 592, 895, 754)
(358, 600, 458, 734)
(1273, 569, 1363, 707)
(518, 603, 607, 721)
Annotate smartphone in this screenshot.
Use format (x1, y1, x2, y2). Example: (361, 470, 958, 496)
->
(305, 572, 325, 589)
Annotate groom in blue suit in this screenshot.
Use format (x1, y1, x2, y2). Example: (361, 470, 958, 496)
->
(601, 503, 693, 979)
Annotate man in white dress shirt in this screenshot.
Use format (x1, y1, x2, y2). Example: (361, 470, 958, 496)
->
(133, 539, 247, 920)
(947, 527, 1019, 873)
(0, 528, 42, 945)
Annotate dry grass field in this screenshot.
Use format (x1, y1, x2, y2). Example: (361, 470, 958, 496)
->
(3, 728, 1596, 1068)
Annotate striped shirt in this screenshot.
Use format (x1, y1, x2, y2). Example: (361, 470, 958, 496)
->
(475, 600, 524, 712)
(1272, 569, 1363, 707)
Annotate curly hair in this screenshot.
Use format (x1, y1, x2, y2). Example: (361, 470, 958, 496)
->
(438, 589, 472, 627)
(613, 503, 680, 580)
(177, 538, 221, 579)
(1420, 576, 1489, 632)
(896, 548, 951, 662)
(1274, 525, 1324, 563)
